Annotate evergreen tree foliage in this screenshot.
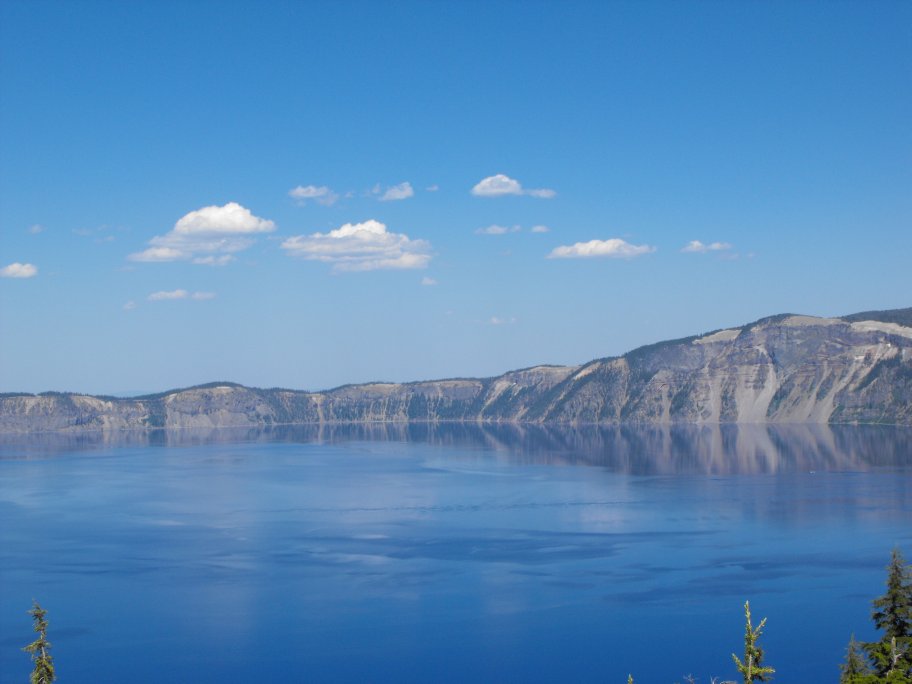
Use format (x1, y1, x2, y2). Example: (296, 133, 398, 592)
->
(873, 549, 912, 640)
(23, 601, 55, 684)
(840, 634, 876, 684)
(732, 601, 774, 683)
(863, 549, 912, 681)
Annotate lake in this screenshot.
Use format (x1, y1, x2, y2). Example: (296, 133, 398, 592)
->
(1, 423, 910, 683)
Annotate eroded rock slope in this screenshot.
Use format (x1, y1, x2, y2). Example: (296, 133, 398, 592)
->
(3, 309, 910, 431)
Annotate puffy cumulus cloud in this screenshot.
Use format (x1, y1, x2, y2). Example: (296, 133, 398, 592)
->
(471, 174, 555, 199)
(531, 225, 550, 233)
(128, 202, 274, 264)
(475, 224, 521, 235)
(681, 240, 733, 253)
(379, 182, 414, 201)
(472, 174, 521, 196)
(281, 219, 432, 273)
(172, 202, 274, 235)
(289, 185, 340, 206)
(148, 289, 188, 301)
(548, 239, 655, 259)
(0, 262, 38, 278)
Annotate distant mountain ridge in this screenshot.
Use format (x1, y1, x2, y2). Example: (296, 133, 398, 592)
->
(3, 308, 911, 432)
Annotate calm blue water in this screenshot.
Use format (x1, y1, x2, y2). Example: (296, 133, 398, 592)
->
(1, 424, 910, 683)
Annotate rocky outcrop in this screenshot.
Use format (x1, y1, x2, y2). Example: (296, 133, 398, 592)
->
(3, 309, 911, 432)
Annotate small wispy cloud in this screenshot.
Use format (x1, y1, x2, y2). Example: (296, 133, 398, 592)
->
(128, 202, 274, 264)
(148, 289, 215, 301)
(123, 300, 137, 311)
(27, 224, 44, 235)
(531, 225, 550, 233)
(289, 185, 340, 206)
(148, 289, 188, 301)
(192, 255, 235, 266)
(548, 239, 655, 259)
(489, 316, 517, 325)
(426, 184, 439, 192)
(378, 182, 414, 201)
(471, 174, 555, 199)
(681, 240, 733, 253)
(421, 276, 438, 286)
(475, 224, 521, 235)
(281, 219, 432, 273)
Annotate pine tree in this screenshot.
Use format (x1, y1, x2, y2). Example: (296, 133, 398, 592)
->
(873, 549, 912, 640)
(23, 601, 55, 684)
(732, 601, 774, 683)
(840, 634, 875, 684)
(864, 549, 912, 680)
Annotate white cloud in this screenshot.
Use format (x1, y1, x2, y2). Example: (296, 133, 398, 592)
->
(173, 202, 274, 235)
(281, 219, 432, 273)
(148, 289, 188, 301)
(531, 225, 550, 233)
(147, 289, 215, 301)
(475, 224, 521, 235)
(28, 224, 44, 234)
(681, 240, 733, 253)
(0, 262, 38, 278)
(547, 239, 655, 259)
(123, 300, 137, 311)
(192, 255, 235, 266)
(489, 316, 517, 325)
(128, 202, 274, 264)
(379, 182, 414, 201)
(472, 174, 522, 196)
(421, 276, 438, 286)
(131, 246, 186, 262)
(289, 185, 340, 206)
(471, 174, 555, 199)
(426, 184, 439, 192)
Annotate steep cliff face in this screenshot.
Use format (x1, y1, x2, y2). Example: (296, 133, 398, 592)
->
(529, 315, 912, 425)
(2, 310, 911, 432)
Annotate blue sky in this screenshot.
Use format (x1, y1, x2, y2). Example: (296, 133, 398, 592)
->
(1, 0, 909, 395)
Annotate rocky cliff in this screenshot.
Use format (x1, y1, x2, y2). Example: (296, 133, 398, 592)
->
(3, 309, 911, 432)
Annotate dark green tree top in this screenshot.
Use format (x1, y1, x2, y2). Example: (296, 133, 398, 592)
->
(840, 633, 876, 684)
(864, 549, 912, 680)
(873, 549, 912, 640)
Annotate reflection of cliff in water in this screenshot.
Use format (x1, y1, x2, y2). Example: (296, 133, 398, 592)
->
(2, 422, 910, 474)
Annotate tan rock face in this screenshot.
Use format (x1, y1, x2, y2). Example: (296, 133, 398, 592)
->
(3, 312, 911, 432)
